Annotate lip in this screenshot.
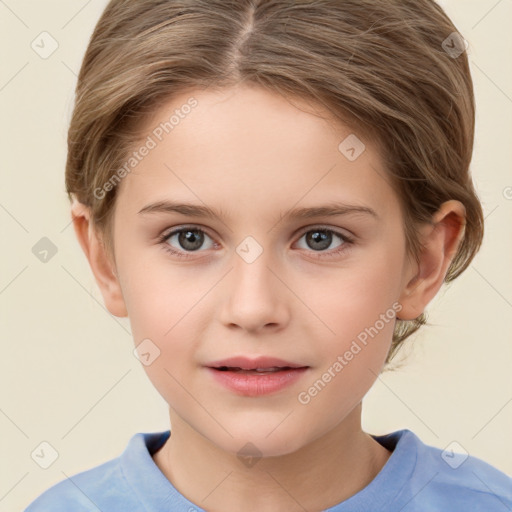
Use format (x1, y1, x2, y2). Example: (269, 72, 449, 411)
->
(204, 356, 309, 397)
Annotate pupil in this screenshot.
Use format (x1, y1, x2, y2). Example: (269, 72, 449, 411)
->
(179, 230, 203, 251)
(307, 230, 331, 251)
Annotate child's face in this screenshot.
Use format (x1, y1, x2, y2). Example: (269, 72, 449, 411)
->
(108, 84, 416, 455)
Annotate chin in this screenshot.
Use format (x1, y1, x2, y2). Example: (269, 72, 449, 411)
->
(210, 422, 312, 460)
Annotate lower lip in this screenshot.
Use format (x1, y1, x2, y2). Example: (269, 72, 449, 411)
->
(206, 367, 309, 396)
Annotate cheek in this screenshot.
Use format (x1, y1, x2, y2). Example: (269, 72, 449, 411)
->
(123, 275, 202, 410)
(117, 253, 208, 390)
(118, 249, 201, 340)
(297, 250, 401, 403)
(305, 256, 402, 345)
(295, 283, 398, 432)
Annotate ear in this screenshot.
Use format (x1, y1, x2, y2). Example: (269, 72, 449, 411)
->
(71, 200, 128, 318)
(397, 200, 466, 321)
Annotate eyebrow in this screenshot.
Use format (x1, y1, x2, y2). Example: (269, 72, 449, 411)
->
(138, 200, 378, 222)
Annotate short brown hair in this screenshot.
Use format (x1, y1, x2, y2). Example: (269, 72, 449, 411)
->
(66, 0, 484, 365)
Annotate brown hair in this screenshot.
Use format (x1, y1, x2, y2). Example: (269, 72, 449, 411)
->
(66, 0, 484, 365)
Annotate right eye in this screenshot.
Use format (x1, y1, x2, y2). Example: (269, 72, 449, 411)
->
(158, 226, 217, 259)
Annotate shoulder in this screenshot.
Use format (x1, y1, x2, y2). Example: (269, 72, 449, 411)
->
(24, 455, 132, 512)
(24, 431, 169, 512)
(24, 458, 124, 511)
(395, 430, 512, 510)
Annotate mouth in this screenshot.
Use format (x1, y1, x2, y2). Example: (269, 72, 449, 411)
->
(205, 355, 309, 373)
(204, 356, 310, 396)
(211, 366, 307, 374)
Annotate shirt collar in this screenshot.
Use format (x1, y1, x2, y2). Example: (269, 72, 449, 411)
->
(120, 429, 418, 511)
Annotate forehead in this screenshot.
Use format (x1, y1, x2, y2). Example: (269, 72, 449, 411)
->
(115, 84, 397, 222)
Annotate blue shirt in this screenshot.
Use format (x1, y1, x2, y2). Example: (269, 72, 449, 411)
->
(25, 429, 512, 511)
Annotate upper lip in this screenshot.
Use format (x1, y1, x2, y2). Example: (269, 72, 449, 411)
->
(205, 356, 308, 370)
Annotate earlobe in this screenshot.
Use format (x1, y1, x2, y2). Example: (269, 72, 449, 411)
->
(71, 200, 128, 318)
(397, 200, 466, 321)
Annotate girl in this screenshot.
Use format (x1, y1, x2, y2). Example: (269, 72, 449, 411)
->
(26, 1, 512, 510)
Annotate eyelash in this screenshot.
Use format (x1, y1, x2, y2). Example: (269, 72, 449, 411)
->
(157, 225, 355, 260)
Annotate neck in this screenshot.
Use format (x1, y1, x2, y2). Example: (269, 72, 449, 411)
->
(152, 404, 392, 512)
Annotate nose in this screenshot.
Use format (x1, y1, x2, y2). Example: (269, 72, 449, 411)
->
(218, 245, 290, 334)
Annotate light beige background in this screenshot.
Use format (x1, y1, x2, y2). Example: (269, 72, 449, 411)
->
(1, 1, 511, 510)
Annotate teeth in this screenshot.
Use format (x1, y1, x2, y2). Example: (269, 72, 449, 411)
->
(216, 366, 290, 373)
(240, 368, 283, 374)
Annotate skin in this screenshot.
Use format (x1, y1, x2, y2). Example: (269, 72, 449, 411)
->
(72, 83, 466, 512)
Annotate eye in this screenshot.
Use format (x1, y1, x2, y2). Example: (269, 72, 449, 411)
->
(294, 227, 354, 258)
(158, 227, 215, 259)
(157, 225, 354, 260)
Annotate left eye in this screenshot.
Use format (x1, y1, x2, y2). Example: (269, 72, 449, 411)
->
(295, 228, 350, 252)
